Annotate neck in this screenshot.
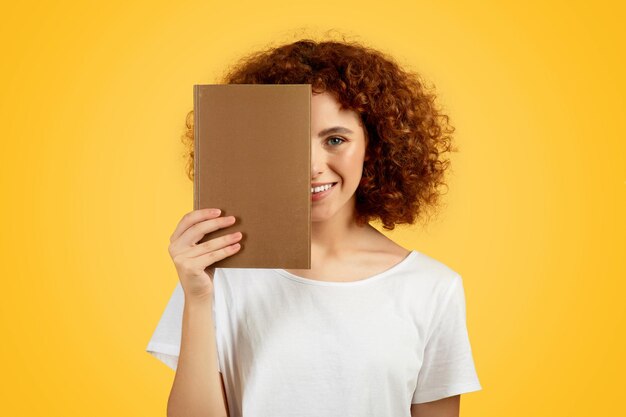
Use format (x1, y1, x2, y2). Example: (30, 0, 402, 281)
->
(311, 197, 370, 258)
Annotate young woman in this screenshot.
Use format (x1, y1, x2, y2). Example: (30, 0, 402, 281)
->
(147, 37, 482, 417)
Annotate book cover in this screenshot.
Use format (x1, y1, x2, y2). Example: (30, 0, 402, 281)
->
(193, 84, 311, 269)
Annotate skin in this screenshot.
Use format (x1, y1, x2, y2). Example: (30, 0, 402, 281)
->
(411, 395, 460, 417)
(285, 91, 410, 281)
(284, 92, 462, 416)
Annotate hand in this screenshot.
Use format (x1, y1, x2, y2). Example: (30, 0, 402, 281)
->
(167, 208, 243, 301)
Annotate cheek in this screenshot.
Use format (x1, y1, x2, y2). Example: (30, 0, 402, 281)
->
(343, 146, 365, 166)
(335, 152, 363, 180)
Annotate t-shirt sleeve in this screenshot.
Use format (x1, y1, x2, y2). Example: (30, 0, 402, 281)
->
(412, 274, 482, 403)
(145, 281, 221, 372)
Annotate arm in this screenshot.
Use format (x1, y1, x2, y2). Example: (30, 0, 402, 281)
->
(411, 395, 460, 417)
(167, 297, 229, 417)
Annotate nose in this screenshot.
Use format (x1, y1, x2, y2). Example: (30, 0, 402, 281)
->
(311, 139, 324, 179)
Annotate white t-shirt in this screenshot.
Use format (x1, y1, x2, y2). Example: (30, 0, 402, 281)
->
(146, 249, 482, 416)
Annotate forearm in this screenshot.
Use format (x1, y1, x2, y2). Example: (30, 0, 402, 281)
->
(167, 297, 227, 417)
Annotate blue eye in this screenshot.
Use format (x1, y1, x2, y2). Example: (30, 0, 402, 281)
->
(327, 136, 345, 146)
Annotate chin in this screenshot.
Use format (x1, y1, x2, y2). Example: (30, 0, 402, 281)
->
(311, 213, 330, 222)
(311, 208, 336, 222)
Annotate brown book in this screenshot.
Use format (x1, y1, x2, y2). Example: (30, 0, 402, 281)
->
(193, 84, 311, 269)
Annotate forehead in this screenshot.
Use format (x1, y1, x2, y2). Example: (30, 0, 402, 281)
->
(311, 92, 361, 128)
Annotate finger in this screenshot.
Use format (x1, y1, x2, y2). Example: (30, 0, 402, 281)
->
(183, 230, 243, 259)
(186, 241, 242, 271)
(173, 214, 237, 251)
(169, 208, 221, 244)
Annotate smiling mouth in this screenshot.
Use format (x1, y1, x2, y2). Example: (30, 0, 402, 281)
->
(311, 182, 337, 194)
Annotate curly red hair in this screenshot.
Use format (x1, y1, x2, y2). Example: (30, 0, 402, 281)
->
(182, 37, 457, 231)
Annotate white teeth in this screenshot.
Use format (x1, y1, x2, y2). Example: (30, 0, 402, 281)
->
(311, 183, 333, 193)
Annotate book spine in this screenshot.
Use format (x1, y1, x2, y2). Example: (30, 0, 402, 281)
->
(193, 85, 199, 211)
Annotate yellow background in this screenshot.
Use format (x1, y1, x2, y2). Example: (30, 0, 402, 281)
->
(1, 0, 624, 416)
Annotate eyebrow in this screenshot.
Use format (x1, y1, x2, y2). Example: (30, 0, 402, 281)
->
(317, 126, 355, 138)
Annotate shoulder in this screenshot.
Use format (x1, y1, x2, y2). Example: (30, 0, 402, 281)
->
(400, 250, 462, 304)
(413, 251, 461, 283)
(361, 224, 457, 276)
(356, 225, 461, 289)
(381, 235, 459, 280)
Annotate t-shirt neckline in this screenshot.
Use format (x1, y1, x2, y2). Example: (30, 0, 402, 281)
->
(274, 250, 419, 287)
